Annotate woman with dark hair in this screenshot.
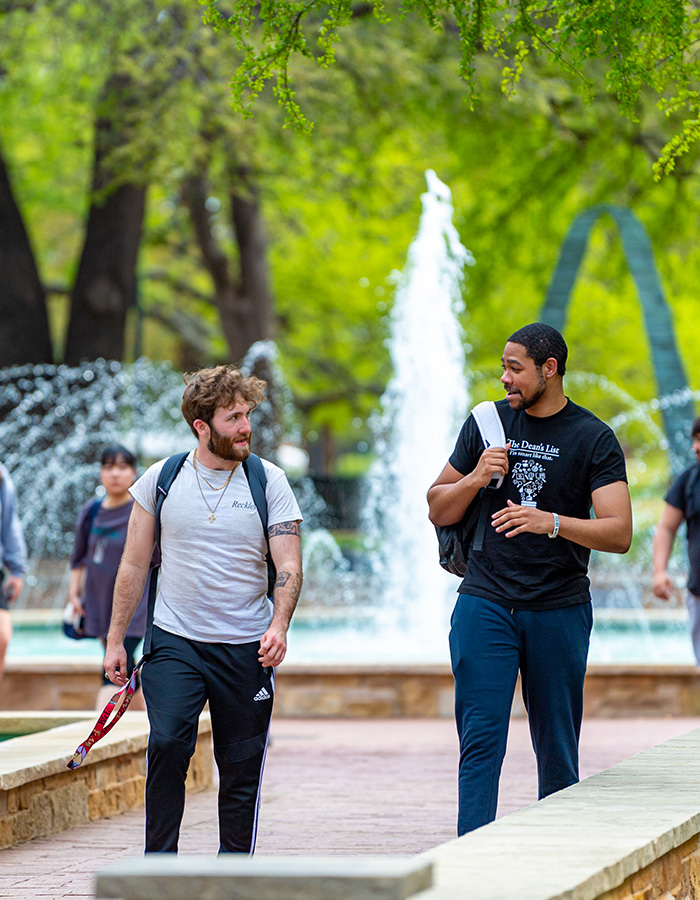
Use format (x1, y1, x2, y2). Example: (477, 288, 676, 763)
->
(69, 445, 149, 709)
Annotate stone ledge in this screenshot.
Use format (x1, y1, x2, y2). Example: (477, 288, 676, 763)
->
(418, 728, 700, 900)
(0, 713, 154, 790)
(0, 711, 213, 848)
(3, 663, 700, 717)
(95, 855, 433, 900)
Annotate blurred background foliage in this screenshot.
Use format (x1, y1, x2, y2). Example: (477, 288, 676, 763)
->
(1, 1, 699, 479)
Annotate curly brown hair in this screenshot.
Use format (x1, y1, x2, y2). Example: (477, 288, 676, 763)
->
(181, 365, 267, 437)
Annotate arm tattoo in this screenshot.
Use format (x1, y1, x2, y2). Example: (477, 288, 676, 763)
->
(268, 520, 300, 538)
(275, 569, 302, 600)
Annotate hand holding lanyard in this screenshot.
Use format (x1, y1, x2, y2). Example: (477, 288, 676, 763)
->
(66, 662, 142, 769)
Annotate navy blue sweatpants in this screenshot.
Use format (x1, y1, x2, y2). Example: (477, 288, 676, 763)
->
(141, 626, 274, 854)
(449, 594, 592, 835)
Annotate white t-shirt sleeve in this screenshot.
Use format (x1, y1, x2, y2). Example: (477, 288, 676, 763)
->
(129, 458, 169, 517)
(262, 462, 303, 527)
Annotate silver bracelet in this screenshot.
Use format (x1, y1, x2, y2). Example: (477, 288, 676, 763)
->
(548, 512, 559, 539)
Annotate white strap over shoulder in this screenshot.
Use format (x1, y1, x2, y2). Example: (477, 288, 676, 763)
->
(471, 401, 506, 488)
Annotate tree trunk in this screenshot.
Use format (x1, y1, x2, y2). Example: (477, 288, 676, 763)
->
(183, 163, 275, 365)
(182, 172, 245, 362)
(63, 74, 146, 365)
(0, 143, 53, 365)
(231, 165, 274, 354)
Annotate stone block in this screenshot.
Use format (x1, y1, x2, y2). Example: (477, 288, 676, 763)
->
(91, 760, 119, 791)
(28, 790, 53, 838)
(344, 688, 398, 718)
(0, 816, 12, 849)
(8, 808, 34, 845)
(399, 679, 438, 717)
(18, 779, 43, 809)
(88, 778, 144, 820)
(116, 756, 140, 782)
(96, 855, 433, 900)
(186, 738, 214, 793)
(49, 781, 88, 831)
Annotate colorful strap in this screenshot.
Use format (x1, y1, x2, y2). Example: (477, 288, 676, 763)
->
(66, 662, 142, 769)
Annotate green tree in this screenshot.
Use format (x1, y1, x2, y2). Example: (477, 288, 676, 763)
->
(202, 0, 700, 175)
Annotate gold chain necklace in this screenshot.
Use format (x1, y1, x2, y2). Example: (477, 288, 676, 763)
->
(193, 450, 236, 491)
(192, 452, 236, 523)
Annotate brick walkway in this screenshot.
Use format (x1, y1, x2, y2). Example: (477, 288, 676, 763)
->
(2, 716, 699, 899)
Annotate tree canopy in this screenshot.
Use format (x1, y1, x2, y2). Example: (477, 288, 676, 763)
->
(203, 0, 700, 176)
(1, 1, 700, 477)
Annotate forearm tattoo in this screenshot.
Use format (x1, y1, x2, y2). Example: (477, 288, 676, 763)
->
(275, 569, 302, 601)
(268, 521, 300, 537)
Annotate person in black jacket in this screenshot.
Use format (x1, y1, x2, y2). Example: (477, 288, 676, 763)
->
(652, 417, 700, 665)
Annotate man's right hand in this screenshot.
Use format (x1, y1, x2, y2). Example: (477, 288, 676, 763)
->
(473, 445, 510, 489)
(652, 570, 674, 601)
(104, 642, 129, 686)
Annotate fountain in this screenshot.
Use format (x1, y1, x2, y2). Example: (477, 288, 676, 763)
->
(356, 170, 475, 653)
(2, 172, 700, 702)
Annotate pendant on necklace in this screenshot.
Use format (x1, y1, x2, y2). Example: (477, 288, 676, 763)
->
(208, 513, 216, 524)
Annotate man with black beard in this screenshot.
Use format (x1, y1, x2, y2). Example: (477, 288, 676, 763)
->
(105, 365, 303, 854)
(428, 323, 632, 835)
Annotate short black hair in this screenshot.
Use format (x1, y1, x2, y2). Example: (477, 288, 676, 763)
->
(100, 444, 137, 468)
(692, 417, 700, 438)
(507, 322, 568, 376)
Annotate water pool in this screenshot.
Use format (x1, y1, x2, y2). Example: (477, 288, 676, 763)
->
(6, 609, 696, 666)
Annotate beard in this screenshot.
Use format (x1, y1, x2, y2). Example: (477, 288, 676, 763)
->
(208, 425, 251, 462)
(508, 370, 547, 411)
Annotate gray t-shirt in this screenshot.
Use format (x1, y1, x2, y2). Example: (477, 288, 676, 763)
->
(130, 451, 302, 643)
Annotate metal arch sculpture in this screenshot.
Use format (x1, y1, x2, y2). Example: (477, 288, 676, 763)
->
(540, 204, 694, 472)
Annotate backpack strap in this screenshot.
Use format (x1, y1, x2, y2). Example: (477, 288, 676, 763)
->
(141, 451, 190, 658)
(154, 451, 190, 547)
(86, 498, 103, 531)
(468, 402, 505, 550)
(471, 401, 506, 489)
(242, 453, 277, 598)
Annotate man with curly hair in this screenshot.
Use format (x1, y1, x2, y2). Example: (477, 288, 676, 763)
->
(105, 365, 302, 854)
(428, 323, 632, 835)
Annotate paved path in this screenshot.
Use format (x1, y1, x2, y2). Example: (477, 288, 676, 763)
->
(3, 716, 700, 899)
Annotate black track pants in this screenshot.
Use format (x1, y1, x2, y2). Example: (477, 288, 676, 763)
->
(141, 626, 274, 854)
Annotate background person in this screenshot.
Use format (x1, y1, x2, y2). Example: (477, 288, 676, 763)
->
(428, 322, 632, 835)
(652, 416, 700, 666)
(69, 445, 148, 710)
(0, 461, 27, 681)
(104, 365, 303, 855)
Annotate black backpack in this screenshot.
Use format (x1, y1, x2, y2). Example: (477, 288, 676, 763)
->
(435, 488, 498, 577)
(435, 402, 505, 577)
(142, 451, 275, 657)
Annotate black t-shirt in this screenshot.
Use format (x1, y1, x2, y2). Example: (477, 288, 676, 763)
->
(449, 398, 628, 609)
(665, 464, 700, 596)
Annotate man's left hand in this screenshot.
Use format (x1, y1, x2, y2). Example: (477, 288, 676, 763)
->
(258, 624, 288, 667)
(492, 500, 556, 538)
